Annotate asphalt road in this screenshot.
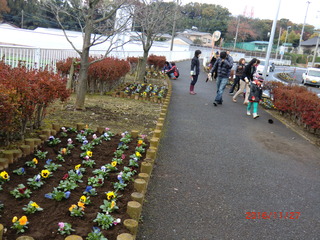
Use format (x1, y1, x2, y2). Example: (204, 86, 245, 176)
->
(137, 60, 320, 240)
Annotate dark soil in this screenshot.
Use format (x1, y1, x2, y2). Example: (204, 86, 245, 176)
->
(0, 129, 147, 240)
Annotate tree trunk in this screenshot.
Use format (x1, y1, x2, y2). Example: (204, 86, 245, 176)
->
(75, 12, 94, 110)
(137, 50, 149, 82)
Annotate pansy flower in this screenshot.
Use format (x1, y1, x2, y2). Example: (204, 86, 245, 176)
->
(19, 216, 28, 225)
(106, 191, 115, 200)
(32, 158, 38, 164)
(92, 134, 97, 139)
(80, 195, 87, 203)
(111, 161, 117, 167)
(75, 164, 81, 170)
(41, 170, 50, 178)
(86, 151, 92, 157)
(135, 152, 142, 158)
(12, 216, 18, 223)
(69, 204, 77, 212)
(0, 171, 9, 180)
(61, 148, 67, 155)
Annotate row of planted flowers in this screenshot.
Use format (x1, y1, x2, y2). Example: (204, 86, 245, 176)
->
(0, 126, 148, 239)
(112, 83, 168, 102)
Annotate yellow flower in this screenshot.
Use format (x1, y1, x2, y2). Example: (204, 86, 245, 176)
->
(138, 140, 143, 145)
(41, 170, 50, 178)
(0, 171, 9, 180)
(77, 201, 85, 210)
(106, 191, 115, 200)
(61, 148, 67, 155)
(86, 151, 92, 157)
(135, 152, 141, 157)
(80, 195, 87, 203)
(69, 204, 77, 212)
(111, 161, 117, 167)
(19, 216, 28, 226)
(75, 164, 81, 170)
(110, 201, 115, 209)
(32, 158, 38, 164)
(31, 202, 39, 208)
(12, 216, 18, 223)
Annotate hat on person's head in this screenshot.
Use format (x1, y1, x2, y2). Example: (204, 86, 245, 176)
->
(216, 51, 220, 55)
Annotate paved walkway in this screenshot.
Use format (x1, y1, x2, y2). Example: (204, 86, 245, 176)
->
(137, 60, 320, 240)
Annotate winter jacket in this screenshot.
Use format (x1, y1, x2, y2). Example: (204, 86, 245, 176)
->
(248, 80, 263, 102)
(191, 56, 200, 75)
(235, 63, 245, 76)
(210, 55, 234, 78)
(241, 64, 257, 82)
(167, 65, 179, 77)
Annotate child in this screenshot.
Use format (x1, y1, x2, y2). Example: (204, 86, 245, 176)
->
(166, 62, 179, 80)
(247, 78, 263, 119)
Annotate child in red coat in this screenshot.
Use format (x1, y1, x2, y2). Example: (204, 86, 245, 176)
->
(247, 79, 263, 119)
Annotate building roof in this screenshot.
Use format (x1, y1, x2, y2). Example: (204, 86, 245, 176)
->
(181, 29, 211, 37)
(175, 35, 194, 45)
(250, 41, 269, 45)
(300, 37, 319, 46)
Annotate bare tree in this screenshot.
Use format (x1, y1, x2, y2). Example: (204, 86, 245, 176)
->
(132, 0, 174, 81)
(45, 0, 132, 109)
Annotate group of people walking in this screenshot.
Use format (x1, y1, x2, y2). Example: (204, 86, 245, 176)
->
(189, 49, 263, 119)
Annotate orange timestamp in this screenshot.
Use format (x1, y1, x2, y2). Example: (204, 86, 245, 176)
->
(246, 212, 301, 220)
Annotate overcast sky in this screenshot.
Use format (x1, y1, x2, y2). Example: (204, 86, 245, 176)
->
(178, 0, 320, 29)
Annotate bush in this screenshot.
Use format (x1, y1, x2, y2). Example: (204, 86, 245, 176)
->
(0, 61, 71, 145)
(147, 55, 166, 70)
(269, 81, 320, 131)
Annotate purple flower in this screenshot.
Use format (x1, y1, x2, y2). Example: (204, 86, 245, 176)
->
(67, 138, 73, 144)
(83, 140, 88, 145)
(104, 133, 109, 138)
(35, 174, 41, 182)
(48, 136, 54, 141)
(20, 167, 25, 173)
(101, 166, 106, 172)
(92, 134, 97, 139)
(117, 172, 124, 184)
(76, 169, 81, 176)
(84, 186, 92, 193)
(84, 155, 89, 160)
(92, 227, 100, 233)
(45, 193, 53, 199)
(64, 191, 71, 199)
(46, 159, 52, 165)
(105, 128, 110, 131)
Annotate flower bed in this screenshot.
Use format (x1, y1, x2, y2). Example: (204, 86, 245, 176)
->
(113, 83, 168, 102)
(0, 127, 148, 239)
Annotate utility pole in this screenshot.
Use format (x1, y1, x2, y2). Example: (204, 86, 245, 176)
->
(275, 27, 282, 60)
(298, 1, 311, 53)
(21, 10, 24, 29)
(233, 16, 240, 50)
(170, 0, 179, 51)
(311, 32, 320, 67)
(262, 0, 281, 80)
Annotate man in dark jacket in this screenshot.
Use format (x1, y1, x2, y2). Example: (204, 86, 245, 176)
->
(209, 51, 233, 106)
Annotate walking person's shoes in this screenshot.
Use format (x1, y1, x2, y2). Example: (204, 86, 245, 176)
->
(213, 102, 218, 106)
(243, 101, 248, 105)
(253, 113, 259, 119)
(189, 91, 196, 95)
(247, 111, 251, 116)
(232, 98, 237, 103)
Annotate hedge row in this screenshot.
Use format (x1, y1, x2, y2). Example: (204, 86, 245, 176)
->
(266, 81, 320, 131)
(0, 61, 70, 145)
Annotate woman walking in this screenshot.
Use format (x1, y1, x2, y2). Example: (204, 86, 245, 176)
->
(189, 50, 201, 95)
(229, 58, 245, 94)
(232, 58, 260, 104)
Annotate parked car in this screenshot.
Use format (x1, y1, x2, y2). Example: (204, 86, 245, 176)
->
(302, 68, 320, 87)
(256, 60, 274, 76)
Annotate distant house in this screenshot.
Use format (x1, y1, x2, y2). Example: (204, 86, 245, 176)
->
(180, 29, 212, 47)
(300, 37, 320, 55)
(169, 34, 194, 46)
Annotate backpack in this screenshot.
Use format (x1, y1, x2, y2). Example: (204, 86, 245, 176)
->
(174, 67, 179, 78)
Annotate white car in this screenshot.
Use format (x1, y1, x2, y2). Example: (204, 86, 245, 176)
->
(256, 60, 272, 76)
(302, 68, 320, 87)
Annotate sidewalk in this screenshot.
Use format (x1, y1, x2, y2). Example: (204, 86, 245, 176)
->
(137, 60, 320, 240)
